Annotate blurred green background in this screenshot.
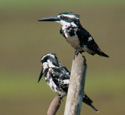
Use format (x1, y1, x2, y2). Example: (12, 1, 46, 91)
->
(0, 0, 125, 115)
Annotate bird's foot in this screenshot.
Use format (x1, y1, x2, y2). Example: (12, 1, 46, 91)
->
(73, 50, 83, 59)
(73, 50, 79, 59)
(57, 95, 65, 100)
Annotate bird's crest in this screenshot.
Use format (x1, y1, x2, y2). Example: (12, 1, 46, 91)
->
(41, 53, 59, 66)
(58, 12, 80, 19)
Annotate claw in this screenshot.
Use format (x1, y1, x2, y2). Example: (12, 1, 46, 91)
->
(73, 50, 83, 59)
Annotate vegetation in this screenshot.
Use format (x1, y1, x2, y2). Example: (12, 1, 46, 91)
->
(0, 1, 125, 115)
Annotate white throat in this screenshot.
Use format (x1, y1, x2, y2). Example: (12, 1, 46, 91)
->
(57, 20, 77, 27)
(57, 20, 70, 27)
(47, 60, 56, 68)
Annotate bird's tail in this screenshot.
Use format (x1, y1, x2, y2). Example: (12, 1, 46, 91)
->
(89, 104, 99, 113)
(92, 47, 109, 58)
(83, 94, 99, 112)
(98, 51, 109, 58)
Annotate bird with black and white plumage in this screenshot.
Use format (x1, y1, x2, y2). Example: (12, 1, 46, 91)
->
(38, 12, 109, 58)
(38, 53, 99, 112)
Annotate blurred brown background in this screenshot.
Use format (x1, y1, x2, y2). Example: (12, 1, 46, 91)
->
(0, 0, 125, 115)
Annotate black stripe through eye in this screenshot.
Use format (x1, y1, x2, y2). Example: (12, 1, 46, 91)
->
(61, 16, 73, 22)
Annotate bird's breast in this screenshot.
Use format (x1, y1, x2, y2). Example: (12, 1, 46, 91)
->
(66, 36, 81, 50)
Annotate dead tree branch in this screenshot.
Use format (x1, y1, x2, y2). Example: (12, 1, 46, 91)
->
(47, 96, 62, 115)
(64, 53, 87, 115)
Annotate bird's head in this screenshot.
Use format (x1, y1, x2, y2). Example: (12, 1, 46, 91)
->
(41, 53, 60, 68)
(38, 12, 80, 27)
(38, 53, 59, 82)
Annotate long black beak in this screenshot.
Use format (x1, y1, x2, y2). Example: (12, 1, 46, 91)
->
(38, 68, 43, 83)
(38, 16, 60, 22)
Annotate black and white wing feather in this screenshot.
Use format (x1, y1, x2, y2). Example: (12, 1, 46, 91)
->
(76, 27, 109, 57)
(50, 66, 70, 94)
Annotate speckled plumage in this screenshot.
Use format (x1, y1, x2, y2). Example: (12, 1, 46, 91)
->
(38, 53, 99, 112)
(38, 12, 109, 57)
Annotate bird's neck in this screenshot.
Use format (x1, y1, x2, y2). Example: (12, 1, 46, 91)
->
(60, 22, 82, 38)
(62, 22, 77, 29)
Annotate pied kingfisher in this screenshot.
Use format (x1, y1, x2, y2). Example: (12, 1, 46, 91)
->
(38, 53, 99, 112)
(38, 12, 109, 57)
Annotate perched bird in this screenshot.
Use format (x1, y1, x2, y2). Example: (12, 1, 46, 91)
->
(38, 12, 109, 57)
(38, 53, 99, 112)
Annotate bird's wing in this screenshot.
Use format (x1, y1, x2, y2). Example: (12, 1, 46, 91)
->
(76, 27, 109, 57)
(50, 67, 70, 92)
(76, 27, 98, 50)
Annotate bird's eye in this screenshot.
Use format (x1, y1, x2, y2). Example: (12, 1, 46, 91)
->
(60, 16, 64, 19)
